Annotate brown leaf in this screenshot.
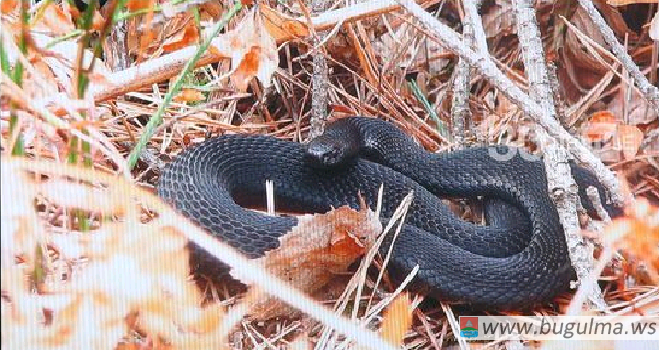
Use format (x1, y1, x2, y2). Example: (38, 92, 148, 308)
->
(238, 204, 381, 319)
(602, 199, 659, 284)
(125, 0, 154, 11)
(606, 89, 659, 126)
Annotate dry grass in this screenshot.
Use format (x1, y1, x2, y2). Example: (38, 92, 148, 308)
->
(1, 1, 658, 349)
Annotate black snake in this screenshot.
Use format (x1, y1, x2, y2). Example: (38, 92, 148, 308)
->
(157, 116, 622, 308)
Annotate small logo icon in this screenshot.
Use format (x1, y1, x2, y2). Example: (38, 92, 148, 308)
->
(460, 316, 478, 338)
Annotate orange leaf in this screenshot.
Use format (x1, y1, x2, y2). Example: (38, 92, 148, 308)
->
(380, 293, 413, 346)
(583, 111, 618, 142)
(125, 0, 154, 11)
(1, 0, 17, 14)
(91, 10, 106, 31)
(602, 199, 659, 283)
(173, 88, 205, 103)
(162, 18, 200, 53)
(227, 10, 278, 92)
(259, 3, 310, 43)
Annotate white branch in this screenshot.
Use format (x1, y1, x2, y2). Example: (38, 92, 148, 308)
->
(577, 0, 659, 112)
(395, 0, 628, 207)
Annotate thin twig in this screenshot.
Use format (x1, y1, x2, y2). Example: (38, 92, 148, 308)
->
(577, 0, 659, 112)
(441, 303, 470, 350)
(395, 0, 628, 207)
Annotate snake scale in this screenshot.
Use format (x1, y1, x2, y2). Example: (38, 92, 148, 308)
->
(157, 116, 622, 308)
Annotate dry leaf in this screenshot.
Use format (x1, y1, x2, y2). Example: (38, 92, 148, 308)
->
(601, 199, 659, 283)
(380, 293, 413, 346)
(1, 0, 17, 14)
(173, 88, 205, 103)
(259, 3, 310, 43)
(614, 124, 644, 160)
(125, 0, 154, 11)
(162, 17, 200, 53)
(32, 2, 76, 36)
(583, 111, 618, 143)
(238, 203, 381, 319)
(222, 9, 279, 91)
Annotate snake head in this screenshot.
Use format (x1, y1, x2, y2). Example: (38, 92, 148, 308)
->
(304, 133, 361, 169)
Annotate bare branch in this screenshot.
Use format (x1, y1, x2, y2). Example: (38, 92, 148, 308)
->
(513, 0, 606, 309)
(309, 0, 330, 139)
(577, 0, 659, 112)
(395, 0, 628, 207)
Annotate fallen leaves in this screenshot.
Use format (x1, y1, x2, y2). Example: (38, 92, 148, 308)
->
(259, 3, 310, 42)
(236, 201, 381, 319)
(0, 158, 229, 350)
(221, 9, 279, 91)
(1, 3, 278, 109)
(602, 198, 659, 284)
(0, 156, 393, 348)
(583, 111, 645, 162)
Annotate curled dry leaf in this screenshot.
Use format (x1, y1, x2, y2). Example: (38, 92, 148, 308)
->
(214, 9, 279, 91)
(236, 203, 382, 319)
(583, 111, 618, 143)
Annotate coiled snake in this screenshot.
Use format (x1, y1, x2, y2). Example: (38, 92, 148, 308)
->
(158, 116, 621, 308)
